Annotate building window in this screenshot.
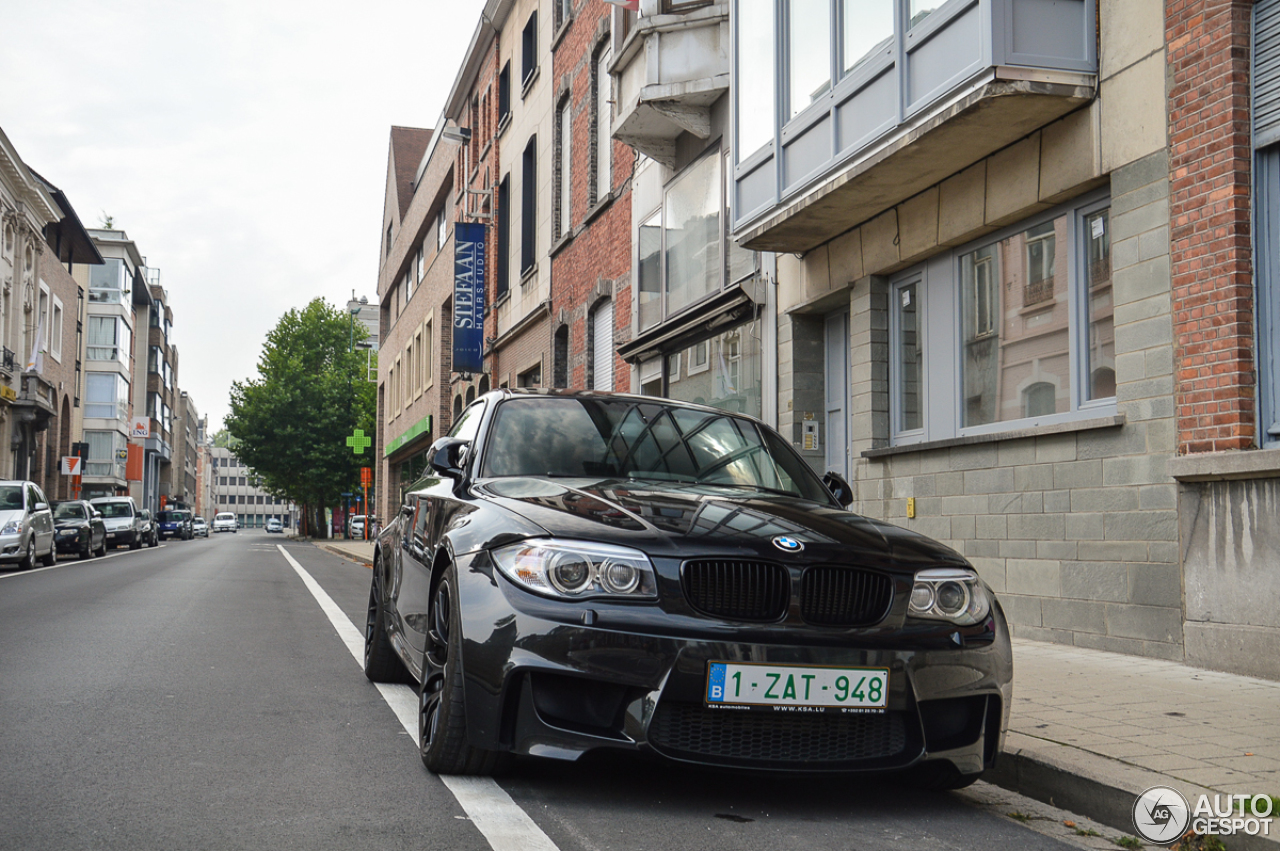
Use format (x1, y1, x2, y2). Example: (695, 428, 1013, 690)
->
(522, 11, 539, 87)
(842, 0, 894, 78)
(497, 175, 511, 298)
(84, 430, 123, 477)
(424, 320, 434, 389)
(88, 258, 128, 304)
(85, 372, 127, 420)
(556, 97, 572, 238)
(593, 45, 613, 204)
(50, 296, 63, 361)
(518, 363, 542, 387)
(436, 207, 447, 252)
(415, 248, 424, 283)
(788, 0, 831, 119)
(639, 148, 723, 332)
(591, 300, 614, 391)
(890, 193, 1115, 444)
(663, 321, 763, 418)
(521, 137, 538, 274)
(499, 62, 512, 126)
(556, 0, 572, 30)
(553, 325, 569, 388)
(385, 222, 393, 257)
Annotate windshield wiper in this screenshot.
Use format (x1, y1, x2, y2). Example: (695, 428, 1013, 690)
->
(691, 480, 800, 499)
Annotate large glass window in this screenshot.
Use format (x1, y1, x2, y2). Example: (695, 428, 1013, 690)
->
(664, 320, 763, 419)
(89, 259, 127, 304)
(842, 0, 893, 75)
(594, 46, 613, 203)
(789, 0, 831, 119)
(637, 212, 662, 330)
(664, 151, 721, 317)
(891, 195, 1115, 443)
(737, 0, 775, 156)
(84, 430, 125, 477)
(85, 373, 128, 420)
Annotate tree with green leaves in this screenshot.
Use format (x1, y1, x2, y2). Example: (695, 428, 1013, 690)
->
(225, 298, 377, 537)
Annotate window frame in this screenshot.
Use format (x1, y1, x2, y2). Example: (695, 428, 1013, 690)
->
(888, 190, 1116, 446)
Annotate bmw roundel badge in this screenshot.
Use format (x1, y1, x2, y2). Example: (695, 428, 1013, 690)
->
(772, 535, 804, 553)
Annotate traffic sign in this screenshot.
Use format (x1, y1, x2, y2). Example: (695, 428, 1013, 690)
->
(60, 456, 82, 475)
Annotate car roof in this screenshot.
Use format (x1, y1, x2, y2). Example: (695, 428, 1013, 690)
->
(476, 388, 761, 423)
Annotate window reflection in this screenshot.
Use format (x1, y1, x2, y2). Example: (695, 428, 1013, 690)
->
(789, 0, 831, 118)
(664, 321, 762, 419)
(737, 0, 775, 155)
(842, 0, 893, 75)
(909, 0, 936, 29)
(1085, 209, 1115, 400)
(961, 215, 1071, 427)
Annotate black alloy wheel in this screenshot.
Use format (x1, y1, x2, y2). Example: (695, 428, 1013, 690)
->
(363, 560, 409, 684)
(418, 565, 506, 776)
(80, 536, 93, 560)
(95, 535, 107, 558)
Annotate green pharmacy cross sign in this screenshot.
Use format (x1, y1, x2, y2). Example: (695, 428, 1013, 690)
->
(346, 428, 372, 455)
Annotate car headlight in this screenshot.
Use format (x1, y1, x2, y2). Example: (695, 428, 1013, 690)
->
(2, 520, 22, 536)
(491, 539, 657, 601)
(908, 568, 990, 625)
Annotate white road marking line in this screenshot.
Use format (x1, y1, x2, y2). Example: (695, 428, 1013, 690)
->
(0, 542, 166, 580)
(275, 544, 561, 851)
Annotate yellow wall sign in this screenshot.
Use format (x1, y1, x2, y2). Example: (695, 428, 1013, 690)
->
(0, 386, 15, 402)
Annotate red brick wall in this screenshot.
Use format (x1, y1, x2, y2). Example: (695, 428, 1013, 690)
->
(1168, 0, 1256, 453)
(549, 0, 635, 391)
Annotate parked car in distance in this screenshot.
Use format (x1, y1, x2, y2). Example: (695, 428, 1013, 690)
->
(157, 509, 194, 541)
(365, 390, 1011, 788)
(53, 501, 107, 560)
(212, 512, 237, 533)
(91, 497, 144, 550)
(347, 515, 366, 539)
(135, 509, 160, 548)
(265, 518, 282, 534)
(0, 481, 57, 569)
(192, 517, 209, 537)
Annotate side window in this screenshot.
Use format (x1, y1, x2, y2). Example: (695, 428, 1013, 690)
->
(448, 402, 485, 442)
(412, 497, 433, 549)
(27, 485, 38, 508)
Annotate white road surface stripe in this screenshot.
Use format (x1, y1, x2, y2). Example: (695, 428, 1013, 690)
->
(277, 544, 561, 851)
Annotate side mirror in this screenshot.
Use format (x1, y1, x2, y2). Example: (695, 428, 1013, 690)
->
(822, 472, 854, 509)
(429, 438, 471, 479)
(401, 503, 415, 517)
(34, 502, 48, 512)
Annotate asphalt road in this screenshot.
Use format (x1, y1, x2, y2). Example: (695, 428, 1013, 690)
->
(0, 532, 1080, 851)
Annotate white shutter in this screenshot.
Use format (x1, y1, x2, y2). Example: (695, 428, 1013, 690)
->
(592, 301, 614, 391)
(1258, 0, 1280, 148)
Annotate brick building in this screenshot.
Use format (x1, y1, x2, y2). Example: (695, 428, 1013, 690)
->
(548, 0, 635, 390)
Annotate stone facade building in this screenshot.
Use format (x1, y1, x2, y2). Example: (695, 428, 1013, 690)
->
(727, 0, 1278, 679)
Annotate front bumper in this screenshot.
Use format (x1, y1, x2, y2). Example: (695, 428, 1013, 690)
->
(55, 530, 89, 553)
(0, 531, 29, 562)
(446, 550, 1012, 775)
(104, 528, 136, 544)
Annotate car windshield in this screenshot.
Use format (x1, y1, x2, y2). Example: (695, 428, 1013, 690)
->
(95, 502, 133, 518)
(0, 485, 24, 510)
(157, 511, 189, 522)
(54, 503, 86, 520)
(482, 397, 831, 503)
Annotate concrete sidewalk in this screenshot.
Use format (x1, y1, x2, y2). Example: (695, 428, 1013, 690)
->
(993, 638, 1280, 849)
(308, 536, 1279, 847)
(313, 538, 375, 566)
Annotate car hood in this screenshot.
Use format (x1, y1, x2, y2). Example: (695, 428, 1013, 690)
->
(473, 477, 966, 570)
(54, 518, 91, 530)
(0, 508, 26, 528)
(101, 517, 134, 530)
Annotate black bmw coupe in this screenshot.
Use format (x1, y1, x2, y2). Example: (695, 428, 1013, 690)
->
(365, 390, 1011, 787)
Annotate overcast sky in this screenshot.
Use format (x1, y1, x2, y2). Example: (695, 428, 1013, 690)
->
(0, 0, 487, 432)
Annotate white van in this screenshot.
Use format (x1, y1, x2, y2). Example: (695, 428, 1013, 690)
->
(212, 512, 237, 533)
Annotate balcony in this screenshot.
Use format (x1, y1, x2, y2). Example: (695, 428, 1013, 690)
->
(732, 0, 1098, 253)
(610, 2, 729, 169)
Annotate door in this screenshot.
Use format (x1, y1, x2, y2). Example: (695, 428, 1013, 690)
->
(824, 312, 849, 479)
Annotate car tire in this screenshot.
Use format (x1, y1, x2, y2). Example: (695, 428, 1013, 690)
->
(41, 542, 57, 567)
(95, 537, 107, 558)
(129, 535, 141, 550)
(418, 564, 508, 776)
(364, 559, 411, 684)
(80, 541, 93, 561)
(18, 540, 35, 571)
